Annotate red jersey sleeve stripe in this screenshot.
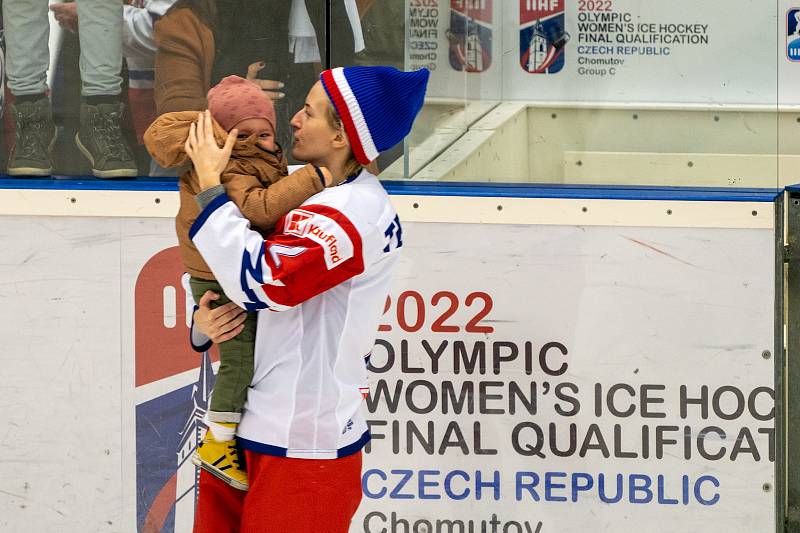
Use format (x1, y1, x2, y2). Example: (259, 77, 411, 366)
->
(260, 204, 365, 309)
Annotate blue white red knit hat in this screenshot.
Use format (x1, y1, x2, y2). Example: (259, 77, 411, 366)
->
(320, 66, 430, 165)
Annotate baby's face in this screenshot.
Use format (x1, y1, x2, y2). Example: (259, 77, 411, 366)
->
(233, 117, 276, 152)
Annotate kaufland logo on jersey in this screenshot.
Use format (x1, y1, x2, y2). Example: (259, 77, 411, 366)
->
(285, 209, 314, 236)
(520, 0, 568, 74)
(285, 209, 354, 269)
(308, 224, 344, 264)
(788, 9, 800, 61)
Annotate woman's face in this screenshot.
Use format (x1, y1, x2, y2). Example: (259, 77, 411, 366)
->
(290, 81, 340, 163)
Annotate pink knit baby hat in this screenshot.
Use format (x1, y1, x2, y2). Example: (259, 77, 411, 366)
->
(207, 75, 276, 133)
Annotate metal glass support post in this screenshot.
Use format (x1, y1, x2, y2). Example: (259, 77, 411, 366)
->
(784, 191, 800, 533)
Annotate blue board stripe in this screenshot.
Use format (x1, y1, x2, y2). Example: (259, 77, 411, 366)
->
(0, 176, 783, 202)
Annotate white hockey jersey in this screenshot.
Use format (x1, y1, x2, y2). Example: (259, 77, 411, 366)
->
(191, 168, 402, 459)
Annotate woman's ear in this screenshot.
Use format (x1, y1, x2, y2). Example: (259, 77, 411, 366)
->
(331, 130, 349, 150)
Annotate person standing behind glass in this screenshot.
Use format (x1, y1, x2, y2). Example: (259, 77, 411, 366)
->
(52, 0, 179, 177)
(154, 0, 364, 158)
(3, 0, 138, 178)
(154, 1, 290, 143)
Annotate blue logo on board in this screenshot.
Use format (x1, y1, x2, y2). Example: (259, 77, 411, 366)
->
(788, 9, 800, 61)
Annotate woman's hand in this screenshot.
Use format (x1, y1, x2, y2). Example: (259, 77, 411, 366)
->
(246, 61, 285, 100)
(194, 291, 248, 344)
(184, 110, 237, 191)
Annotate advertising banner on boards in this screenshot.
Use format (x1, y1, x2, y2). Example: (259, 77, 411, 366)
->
(353, 221, 775, 533)
(408, 0, 797, 106)
(127, 218, 775, 532)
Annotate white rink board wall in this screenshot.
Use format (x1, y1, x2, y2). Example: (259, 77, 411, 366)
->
(408, 0, 799, 105)
(354, 222, 776, 533)
(0, 206, 776, 532)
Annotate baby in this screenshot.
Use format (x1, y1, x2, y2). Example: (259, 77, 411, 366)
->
(144, 75, 332, 491)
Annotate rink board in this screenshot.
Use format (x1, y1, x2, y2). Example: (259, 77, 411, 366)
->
(0, 188, 779, 533)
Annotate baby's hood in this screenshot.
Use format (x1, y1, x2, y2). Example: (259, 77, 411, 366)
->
(143, 111, 229, 168)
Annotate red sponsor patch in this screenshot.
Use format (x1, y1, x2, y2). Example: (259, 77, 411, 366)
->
(285, 209, 314, 237)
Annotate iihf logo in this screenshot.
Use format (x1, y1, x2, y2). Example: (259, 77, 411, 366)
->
(788, 9, 800, 61)
(520, 0, 570, 74)
(447, 0, 494, 73)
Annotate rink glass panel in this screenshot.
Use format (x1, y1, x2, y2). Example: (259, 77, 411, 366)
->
(0, 1, 787, 189)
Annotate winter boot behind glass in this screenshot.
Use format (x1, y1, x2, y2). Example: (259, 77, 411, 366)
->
(7, 96, 56, 176)
(75, 101, 138, 178)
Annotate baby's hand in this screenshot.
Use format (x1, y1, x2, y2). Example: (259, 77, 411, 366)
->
(185, 111, 236, 191)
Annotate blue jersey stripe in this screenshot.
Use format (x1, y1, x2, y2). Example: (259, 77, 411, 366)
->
(189, 193, 231, 240)
(237, 430, 370, 459)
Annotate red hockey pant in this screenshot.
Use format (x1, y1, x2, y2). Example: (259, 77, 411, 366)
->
(193, 450, 363, 533)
